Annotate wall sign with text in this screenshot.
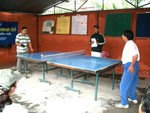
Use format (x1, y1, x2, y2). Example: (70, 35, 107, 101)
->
(42, 20, 54, 34)
(71, 15, 87, 35)
(0, 22, 18, 45)
(56, 16, 70, 34)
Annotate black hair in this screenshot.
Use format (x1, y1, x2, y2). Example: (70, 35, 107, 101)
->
(0, 82, 16, 112)
(94, 25, 99, 29)
(123, 30, 134, 40)
(22, 26, 27, 30)
(141, 86, 150, 113)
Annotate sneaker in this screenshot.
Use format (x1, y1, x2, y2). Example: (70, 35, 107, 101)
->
(115, 103, 129, 109)
(128, 98, 138, 104)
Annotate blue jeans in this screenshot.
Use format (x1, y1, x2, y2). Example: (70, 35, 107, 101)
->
(120, 62, 139, 105)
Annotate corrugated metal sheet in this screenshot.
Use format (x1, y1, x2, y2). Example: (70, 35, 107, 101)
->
(0, 0, 68, 14)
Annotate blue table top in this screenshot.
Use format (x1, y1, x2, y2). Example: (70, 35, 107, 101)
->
(17, 52, 59, 62)
(17, 52, 121, 73)
(47, 55, 121, 73)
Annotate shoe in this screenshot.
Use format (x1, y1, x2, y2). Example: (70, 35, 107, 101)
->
(128, 98, 138, 104)
(115, 103, 129, 109)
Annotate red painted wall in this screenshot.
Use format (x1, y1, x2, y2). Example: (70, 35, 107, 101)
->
(38, 9, 150, 78)
(0, 12, 37, 68)
(0, 9, 150, 78)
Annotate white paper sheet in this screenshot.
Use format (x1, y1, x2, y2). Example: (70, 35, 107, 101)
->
(91, 38, 97, 47)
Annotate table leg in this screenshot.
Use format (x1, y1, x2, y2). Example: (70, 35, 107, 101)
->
(46, 63, 48, 73)
(71, 70, 74, 88)
(65, 70, 80, 94)
(39, 62, 50, 84)
(112, 69, 115, 90)
(42, 62, 45, 80)
(56, 68, 67, 78)
(95, 73, 99, 101)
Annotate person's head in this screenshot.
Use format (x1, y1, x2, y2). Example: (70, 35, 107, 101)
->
(0, 69, 22, 111)
(141, 86, 150, 113)
(121, 30, 134, 42)
(21, 26, 27, 35)
(93, 25, 99, 33)
(143, 95, 150, 113)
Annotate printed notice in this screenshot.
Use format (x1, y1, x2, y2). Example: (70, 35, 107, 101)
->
(42, 20, 54, 34)
(71, 15, 87, 35)
(91, 38, 97, 47)
(56, 16, 70, 34)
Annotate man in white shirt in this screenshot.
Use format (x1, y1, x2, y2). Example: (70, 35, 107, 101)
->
(115, 30, 140, 109)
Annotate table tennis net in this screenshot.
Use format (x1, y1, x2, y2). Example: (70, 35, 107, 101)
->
(41, 50, 85, 61)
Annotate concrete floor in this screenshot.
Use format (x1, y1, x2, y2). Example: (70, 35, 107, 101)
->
(6, 63, 150, 113)
(103, 102, 139, 113)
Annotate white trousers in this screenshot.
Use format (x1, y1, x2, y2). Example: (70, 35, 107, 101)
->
(91, 51, 102, 57)
(16, 52, 28, 71)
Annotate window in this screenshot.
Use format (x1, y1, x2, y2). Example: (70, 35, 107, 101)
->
(42, 0, 150, 15)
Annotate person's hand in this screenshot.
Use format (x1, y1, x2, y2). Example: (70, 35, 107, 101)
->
(129, 65, 134, 74)
(89, 41, 94, 45)
(91, 41, 94, 44)
(20, 44, 25, 47)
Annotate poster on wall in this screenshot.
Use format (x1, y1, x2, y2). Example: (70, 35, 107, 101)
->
(71, 15, 87, 35)
(56, 16, 70, 34)
(0, 22, 18, 45)
(42, 20, 54, 34)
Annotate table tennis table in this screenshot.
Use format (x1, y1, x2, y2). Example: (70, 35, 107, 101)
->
(17, 51, 60, 83)
(17, 50, 121, 100)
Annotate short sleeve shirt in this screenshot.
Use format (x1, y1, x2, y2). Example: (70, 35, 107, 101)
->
(15, 33, 30, 53)
(121, 40, 140, 64)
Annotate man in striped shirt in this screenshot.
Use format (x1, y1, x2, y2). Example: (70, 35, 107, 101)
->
(15, 27, 33, 72)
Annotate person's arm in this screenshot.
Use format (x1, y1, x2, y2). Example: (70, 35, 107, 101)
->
(15, 37, 25, 47)
(15, 35, 20, 47)
(16, 42, 21, 47)
(28, 43, 33, 52)
(97, 34, 106, 45)
(128, 54, 138, 73)
(139, 103, 146, 113)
